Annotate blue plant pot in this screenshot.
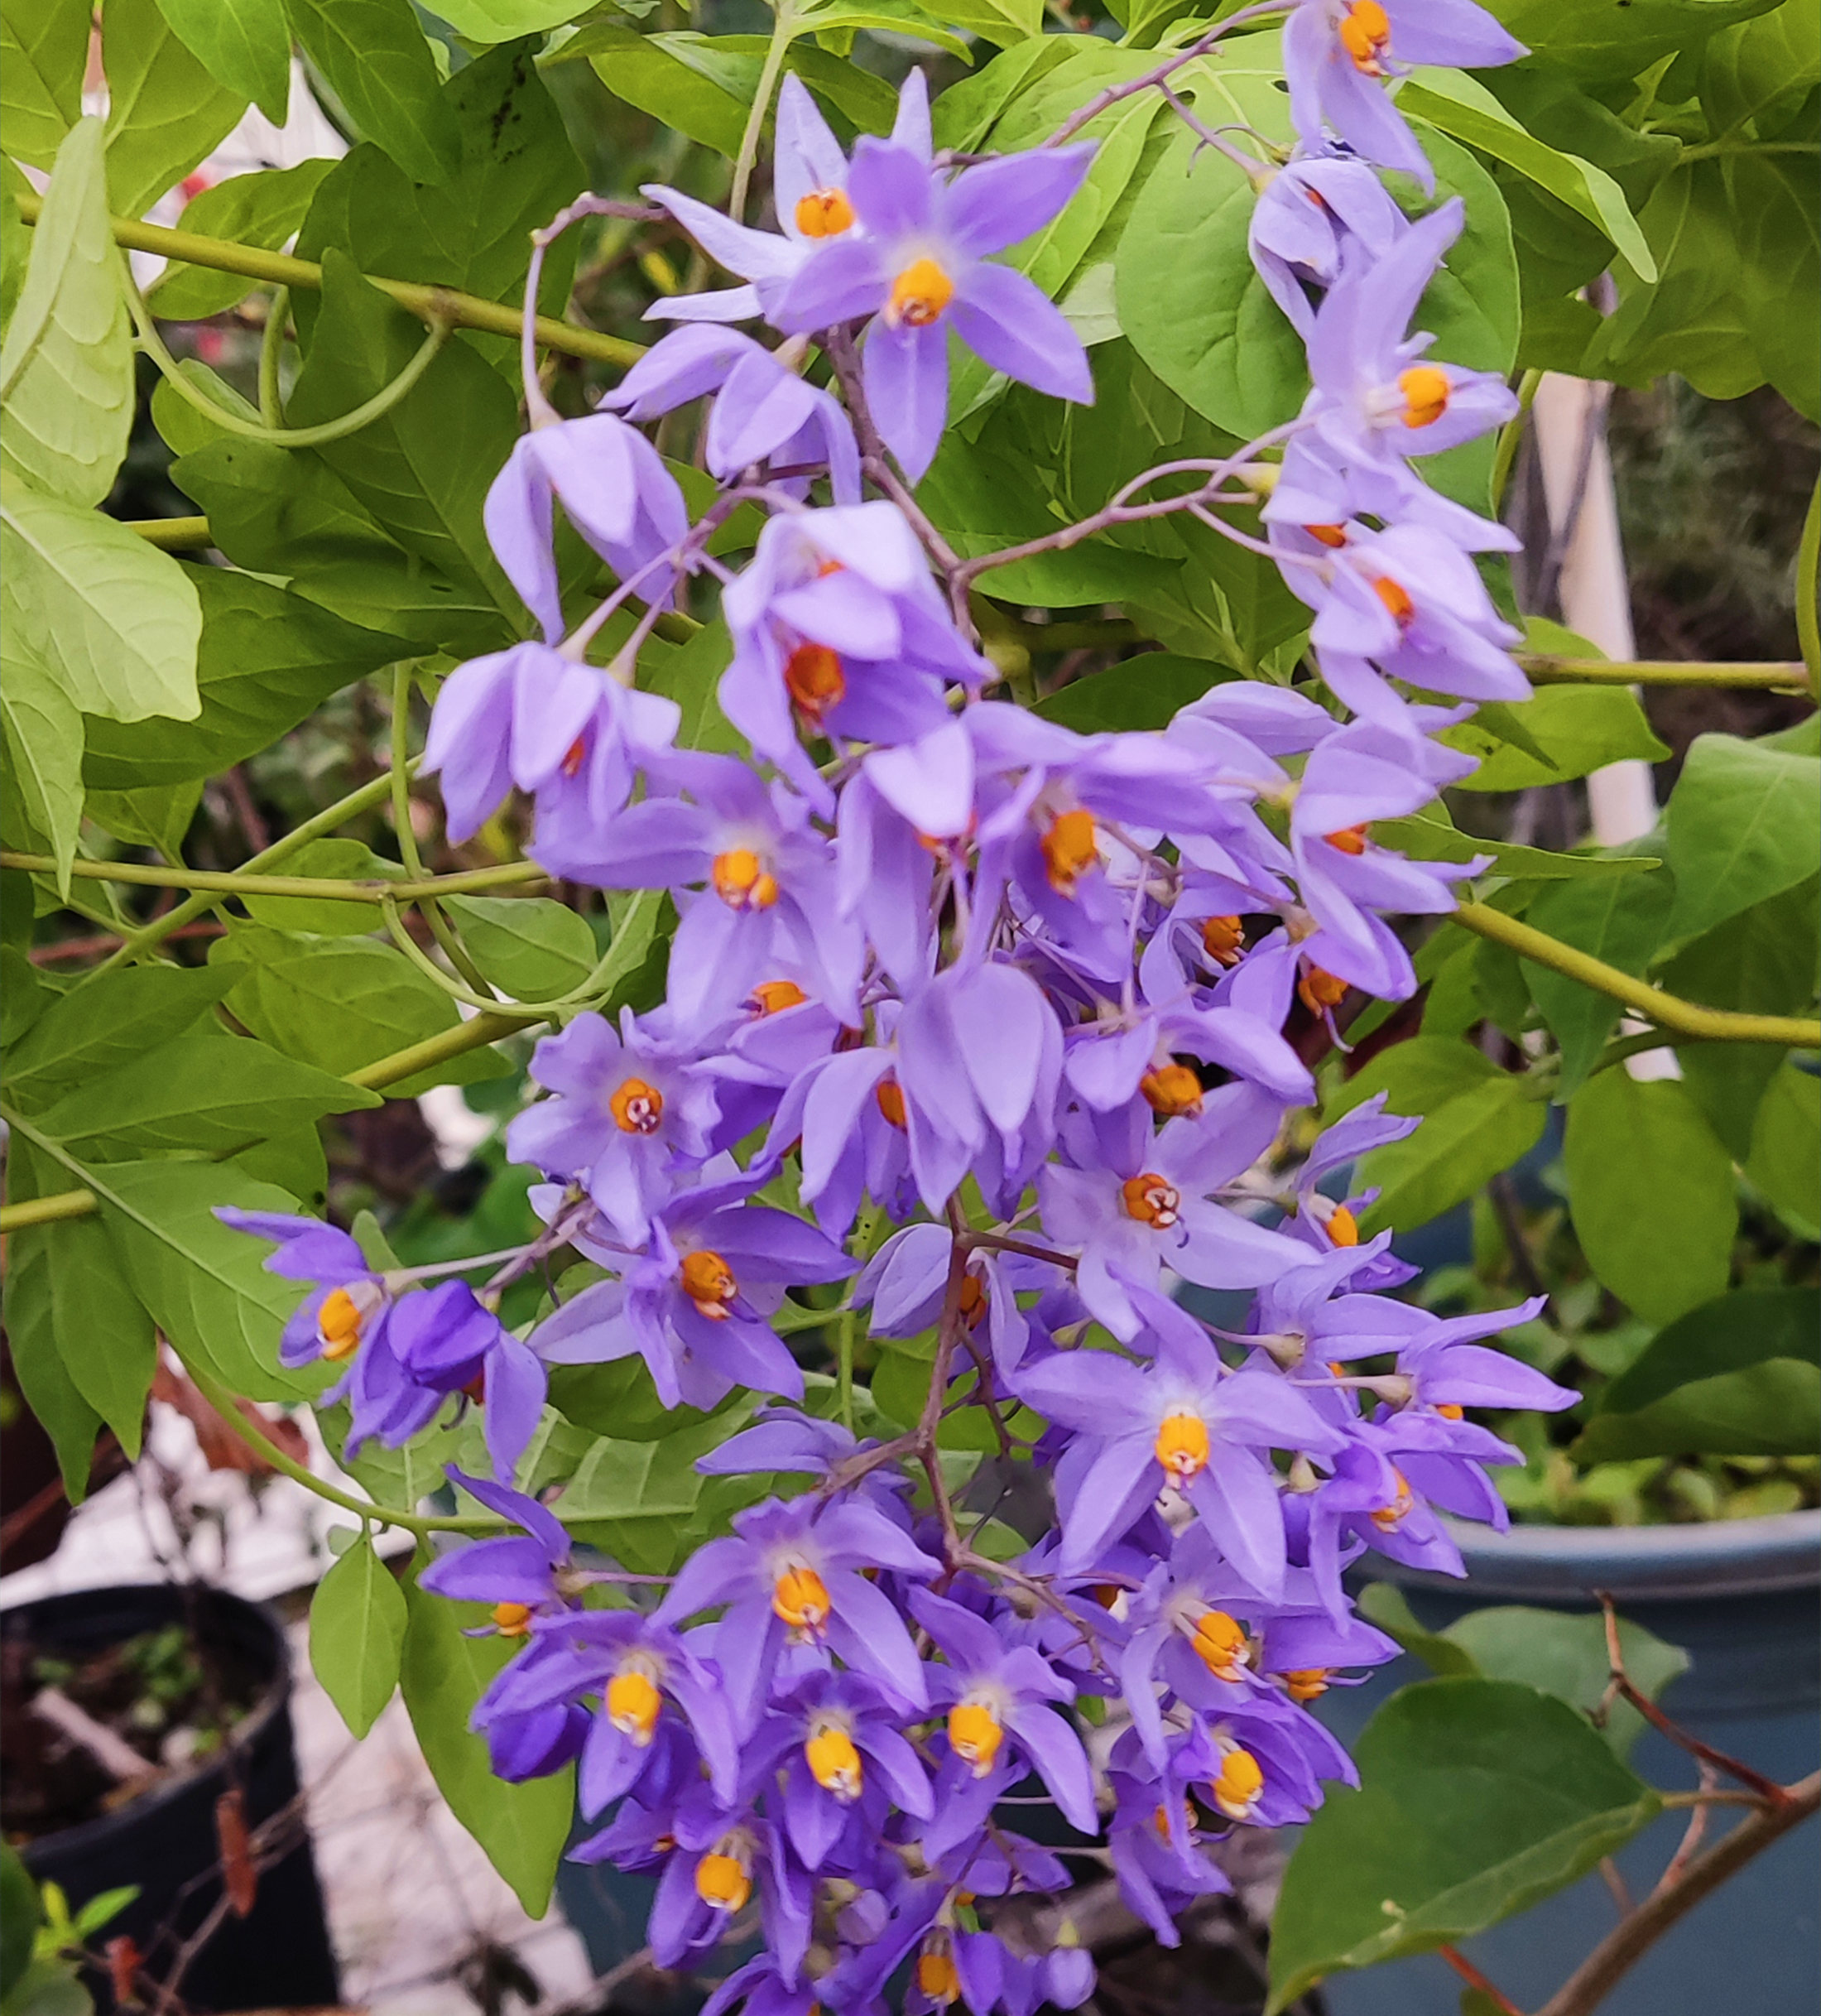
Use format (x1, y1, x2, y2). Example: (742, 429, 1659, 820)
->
(1313, 1510, 1821, 2016)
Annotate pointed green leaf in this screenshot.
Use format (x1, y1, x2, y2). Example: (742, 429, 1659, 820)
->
(48, 1209, 159, 1459)
(6, 963, 238, 1108)
(286, 0, 462, 185)
(1665, 734, 1821, 947)
(441, 896, 600, 1000)
(0, 0, 90, 169)
(149, 160, 337, 319)
(101, 0, 248, 218)
(2, 1142, 103, 1499)
(0, 647, 84, 892)
(310, 1532, 409, 1738)
(147, 0, 291, 123)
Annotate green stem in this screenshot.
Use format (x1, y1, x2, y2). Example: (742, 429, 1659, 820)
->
(1519, 655, 1809, 690)
(1797, 473, 1820, 701)
(1679, 139, 1819, 163)
(344, 1007, 544, 1092)
(257, 286, 289, 428)
(0, 1188, 99, 1230)
(128, 515, 213, 551)
(1492, 367, 1540, 513)
(1454, 902, 1821, 1046)
(15, 188, 646, 369)
(381, 897, 502, 1012)
(729, 2, 798, 224)
(2, 851, 550, 905)
(126, 267, 452, 448)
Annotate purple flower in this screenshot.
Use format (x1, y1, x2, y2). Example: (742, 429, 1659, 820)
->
(420, 1466, 587, 1629)
(483, 412, 689, 642)
(507, 1009, 721, 1245)
(910, 1590, 1098, 1855)
(602, 326, 861, 504)
(534, 1169, 851, 1412)
(423, 642, 682, 848)
(215, 1207, 388, 1374)
(1283, 0, 1524, 189)
(720, 502, 985, 811)
(1105, 1739, 1232, 1946)
(768, 138, 1097, 479)
(1014, 1289, 1341, 1592)
(749, 1670, 933, 1869)
(656, 1494, 942, 1734)
(1248, 152, 1406, 337)
(639, 1794, 811, 1977)
(645, 71, 933, 325)
(858, 1221, 1041, 1378)
(757, 1022, 917, 1239)
(1036, 1099, 1312, 1343)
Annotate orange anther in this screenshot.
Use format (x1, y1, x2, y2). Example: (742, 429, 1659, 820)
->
(1398, 363, 1450, 428)
(957, 1274, 988, 1330)
(1155, 1412, 1211, 1483)
(1372, 575, 1415, 626)
(1326, 1202, 1360, 1247)
(610, 1076, 665, 1135)
(784, 642, 845, 719)
(1283, 1667, 1331, 1702)
(795, 187, 856, 238)
(886, 256, 954, 328)
(1297, 965, 1348, 1014)
(562, 734, 589, 777)
(317, 1287, 365, 1361)
(1201, 914, 1245, 967)
(1435, 1402, 1464, 1420)
(607, 1668, 662, 1740)
(875, 1077, 908, 1129)
(805, 1720, 864, 1800)
(948, 1699, 1003, 1776)
(1190, 1608, 1249, 1681)
(492, 1601, 534, 1638)
(1338, 0, 1391, 72)
(773, 1564, 831, 1631)
(712, 849, 780, 911)
(1372, 1469, 1414, 1532)
(695, 1850, 752, 1912)
(1122, 1173, 1181, 1229)
(1209, 1744, 1265, 1819)
(748, 979, 809, 1017)
(1306, 522, 1348, 549)
(1141, 1063, 1204, 1118)
(915, 1953, 961, 2004)
(680, 1249, 737, 1321)
(1324, 824, 1369, 856)
(1040, 809, 1098, 893)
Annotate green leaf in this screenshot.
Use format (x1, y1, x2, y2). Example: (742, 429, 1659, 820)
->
(1564, 1071, 1738, 1326)
(2, 1143, 103, 1499)
(1574, 1285, 1820, 1461)
(86, 778, 203, 859)
(236, 837, 402, 936)
(0, 1843, 41, 1998)
(150, 0, 291, 122)
(47, 1208, 159, 1458)
(426, 0, 598, 34)
(1356, 1075, 1546, 1235)
(0, 0, 89, 170)
(1487, 0, 1784, 80)
(3, 1956, 99, 2016)
(910, 0, 1038, 46)
(286, 0, 462, 185)
(209, 924, 512, 1092)
(0, 118, 133, 508)
(1747, 1064, 1821, 1233)
(1326, 1034, 1505, 1123)
(1664, 733, 1821, 947)
(1521, 862, 1674, 1098)
(1397, 70, 1656, 280)
(1445, 686, 1669, 791)
(0, 649, 84, 892)
(5, 961, 238, 1108)
(1374, 806, 1662, 882)
(1701, 0, 1820, 139)
(1353, 1585, 1482, 1678)
(149, 161, 338, 319)
(441, 895, 600, 1000)
(83, 567, 409, 789)
(310, 1532, 409, 1738)
(1034, 654, 1232, 732)
(287, 249, 520, 611)
(101, 0, 248, 218)
(1266, 1679, 1662, 2014)
(31, 1031, 380, 1156)
(400, 1561, 573, 1915)
(0, 471, 202, 723)
(291, 43, 587, 363)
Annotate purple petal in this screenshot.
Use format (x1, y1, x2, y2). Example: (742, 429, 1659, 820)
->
(939, 146, 1093, 257)
(949, 263, 1093, 404)
(862, 316, 949, 483)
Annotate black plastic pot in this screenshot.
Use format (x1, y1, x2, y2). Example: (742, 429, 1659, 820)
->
(1314, 1510, 1821, 2015)
(3, 1583, 341, 2014)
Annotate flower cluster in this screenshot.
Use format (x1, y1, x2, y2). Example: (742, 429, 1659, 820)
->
(223, 3, 1574, 2002)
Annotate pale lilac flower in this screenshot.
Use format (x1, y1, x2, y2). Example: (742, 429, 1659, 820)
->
(1248, 152, 1405, 336)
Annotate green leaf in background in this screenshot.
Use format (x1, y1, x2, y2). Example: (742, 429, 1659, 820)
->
(0, 0, 90, 170)
(1324, 1033, 1504, 1123)
(1372, 806, 1660, 883)
(151, 0, 291, 123)
(1700, 0, 1820, 139)
(83, 567, 411, 788)
(0, 652, 84, 892)
(400, 1561, 573, 1915)
(101, 0, 248, 219)
(1574, 1286, 1821, 1461)
(2, 1143, 105, 1499)
(47, 1209, 158, 1458)
(1521, 861, 1674, 1099)
(209, 924, 512, 1092)
(5, 962, 238, 1108)
(1035, 654, 1232, 732)
(1358, 1586, 1690, 1759)
(286, 0, 462, 185)
(1665, 733, 1821, 948)
(86, 778, 204, 859)
(150, 161, 338, 320)
(238, 837, 402, 936)
(1747, 1065, 1821, 1234)
(0, 1842, 40, 1998)
(1564, 1070, 1738, 1326)
(428, 0, 598, 36)
(31, 1031, 380, 1157)
(1486, 0, 1785, 80)
(1357, 1075, 1545, 1234)
(441, 895, 599, 999)
(1266, 1678, 1661, 2014)
(0, 119, 134, 509)
(1658, 874, 1818, 1157)
(1445, 686, 1669, 791)
(0, 473, 202, 724)
(288, 250, 519, 610)
(291, 43, 587, 360)
(310, 1532, 409, 1738)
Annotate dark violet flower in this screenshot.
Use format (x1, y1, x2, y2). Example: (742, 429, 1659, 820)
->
(640, 1794, 812, 1979)
(423, 641, 682, 848)
(507, 1009, 721, 1246)
(534, 1167, 850, 1412)
(484, 412, 689, 642)
(1014, 1290, 1341, 1593)
(1105, 1741, 1232, 1946)
(420, 1465, 589, 1636)
(602, 326, 861, 503)
(387, 1281, 548, 1484)
(910, 1589, 1098, 1855)
(768, 137, 1097, 479)
(656, 1494, 942, 1734)
(1283, 0, 1523, 188)
(720, 502, 985, 811)
(748, 1669, 933, 1869)
(1282, 1090, 1417, 1270)
(215, 1207, 389, 1375)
